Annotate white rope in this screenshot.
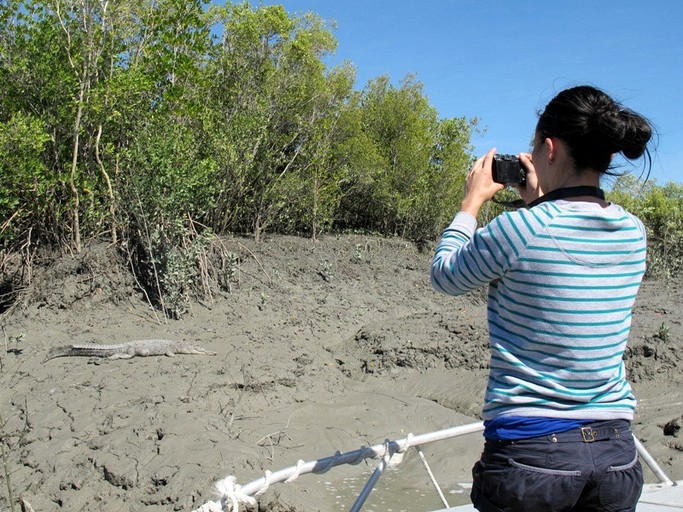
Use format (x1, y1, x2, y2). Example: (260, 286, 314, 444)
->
(399, 433, 413, 452)
(284, 460, 305, 483)
(416, 445, 450, 508)
(192, 476, 257, 512)
(217, 476, 258, 512)
(193, 422, 486, 512)
(253, 470, 272, 496)
(387, 432, 413, 468)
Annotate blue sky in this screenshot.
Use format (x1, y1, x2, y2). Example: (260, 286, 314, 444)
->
(253, 0, 682, 184)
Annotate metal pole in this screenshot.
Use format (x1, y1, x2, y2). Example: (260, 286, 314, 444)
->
(349, 441, 393, 512)
(634, 436, 675, 486)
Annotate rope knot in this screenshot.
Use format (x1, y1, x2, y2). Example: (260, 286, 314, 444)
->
(213, 475, 257, 512)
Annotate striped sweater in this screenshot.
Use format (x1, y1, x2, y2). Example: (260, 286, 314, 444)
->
(431, 200, 647, 421)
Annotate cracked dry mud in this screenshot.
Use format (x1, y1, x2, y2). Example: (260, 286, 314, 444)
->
(1, 234, 682, 511)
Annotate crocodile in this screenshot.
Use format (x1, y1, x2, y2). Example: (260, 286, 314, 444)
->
(44, 339, 216, 361)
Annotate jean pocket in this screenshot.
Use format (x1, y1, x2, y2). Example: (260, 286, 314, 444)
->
(607, 453, 640, 472)
(508, 457, 581, 476)
(599, 453, 643, 511)
(472, 457, 582, 512)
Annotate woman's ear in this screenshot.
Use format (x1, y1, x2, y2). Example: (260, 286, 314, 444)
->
(545, 137, 556, 164)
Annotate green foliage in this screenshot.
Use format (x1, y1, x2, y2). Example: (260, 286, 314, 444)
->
(0, 0, 479, 315)
(656, 322, 670, 342)
(116, 115, 219, 317)
(0, 113, 52, 244)
(154, 229, 212, 319)
(201, 2, 346, 239)
(119, 117, 217, 225)
(337, 75, 475, 241)
(4, 0, 683, 318)
(608, 175, 683, 278)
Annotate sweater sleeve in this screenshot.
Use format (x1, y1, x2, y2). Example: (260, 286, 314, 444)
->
(431, 210, 528, 296)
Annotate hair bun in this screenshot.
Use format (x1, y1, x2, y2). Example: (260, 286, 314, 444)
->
(619, 108, 652, 160)
(590, 102, 651, 160)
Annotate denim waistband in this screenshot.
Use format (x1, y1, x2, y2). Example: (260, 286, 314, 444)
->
(492, 419, 632, 445)
(547, 419, 632, 443)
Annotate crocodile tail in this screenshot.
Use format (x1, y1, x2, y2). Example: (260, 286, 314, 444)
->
(44, 346, 74, 361)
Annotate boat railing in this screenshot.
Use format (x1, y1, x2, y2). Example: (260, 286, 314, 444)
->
(193, 420, 676, 512)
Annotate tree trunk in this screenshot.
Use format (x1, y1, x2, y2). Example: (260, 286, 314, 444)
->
(254, 214, 262, 243)
(69, 80, 86, 253)
(96, 124, 117, 244)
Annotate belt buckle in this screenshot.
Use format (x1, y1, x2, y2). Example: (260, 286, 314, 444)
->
(581, 427, 597, 443)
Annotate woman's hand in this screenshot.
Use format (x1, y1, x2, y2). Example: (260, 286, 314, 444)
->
(518, 152, 543, 205)
(460, 148, 504, 217)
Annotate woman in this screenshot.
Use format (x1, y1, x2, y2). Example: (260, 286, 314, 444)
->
(431, 85, 654, 512)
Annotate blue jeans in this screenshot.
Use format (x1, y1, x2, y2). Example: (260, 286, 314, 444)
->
(471, 420, 643, 512)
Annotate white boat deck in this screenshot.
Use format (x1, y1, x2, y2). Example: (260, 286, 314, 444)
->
(638, 482, 683, 510)
(432, 481, 683, 511)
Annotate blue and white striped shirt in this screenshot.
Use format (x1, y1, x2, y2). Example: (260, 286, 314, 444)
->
(431, 200, 647, 421)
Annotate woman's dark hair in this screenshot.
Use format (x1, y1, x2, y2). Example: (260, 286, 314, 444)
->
(536, 85, 653, 177)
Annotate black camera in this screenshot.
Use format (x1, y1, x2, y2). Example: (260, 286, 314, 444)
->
(492, 154, 526, 186)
